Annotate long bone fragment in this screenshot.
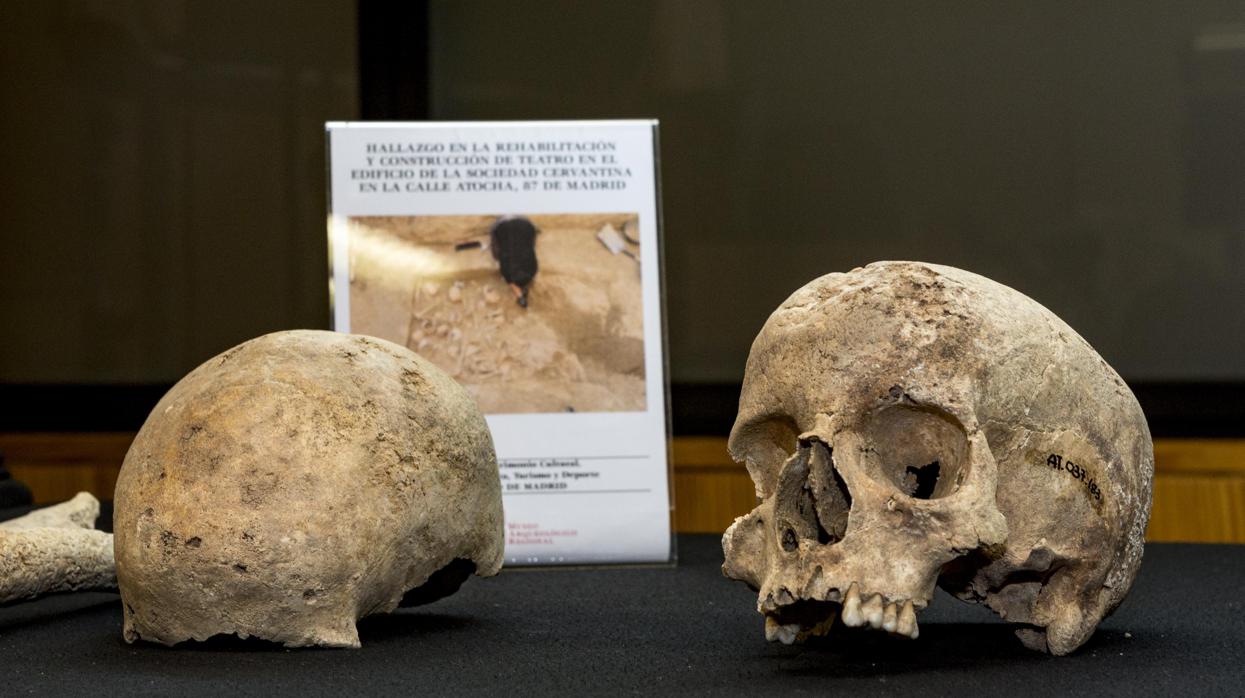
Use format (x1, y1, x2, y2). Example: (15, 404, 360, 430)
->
(1, 491, 101, 531)
(0, 492, 117, 605)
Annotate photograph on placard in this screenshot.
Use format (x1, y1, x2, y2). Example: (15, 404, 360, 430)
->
(347, 213, 646, 415)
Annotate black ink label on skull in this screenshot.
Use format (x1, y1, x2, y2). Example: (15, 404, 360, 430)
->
(1042, 453, 1103, 502)
(1021, 431, 1108, 516)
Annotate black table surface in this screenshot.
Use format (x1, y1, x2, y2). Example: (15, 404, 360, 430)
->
(1, 532, 1241, 696)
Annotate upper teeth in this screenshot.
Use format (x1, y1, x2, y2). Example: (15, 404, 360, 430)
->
(882, 602, 899, 632)
(839, 582, 920, 639)
(896, 600, 919, 639)
(862, 594, 885, 628)
(765, 615, 800, 645)
(761, 583, 922, 644)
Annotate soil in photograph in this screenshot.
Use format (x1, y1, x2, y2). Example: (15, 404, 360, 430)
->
(348, 214, 646, 414)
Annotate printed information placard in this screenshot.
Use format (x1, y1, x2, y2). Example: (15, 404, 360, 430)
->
(326, 121, 671, 565)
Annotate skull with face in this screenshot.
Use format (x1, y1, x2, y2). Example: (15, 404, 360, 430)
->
(723, 261, 1152, 655)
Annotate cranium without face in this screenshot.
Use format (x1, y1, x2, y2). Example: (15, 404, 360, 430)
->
(723, 262, 1152, 655)
(115, 330, 504, 648)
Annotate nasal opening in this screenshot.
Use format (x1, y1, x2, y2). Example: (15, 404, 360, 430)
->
(775, 437, 852, 552)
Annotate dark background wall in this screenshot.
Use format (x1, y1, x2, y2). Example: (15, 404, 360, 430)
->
(0, 1, 357, 383)
(1, 1, 1242, 433)
(432, 0, 1245, 384)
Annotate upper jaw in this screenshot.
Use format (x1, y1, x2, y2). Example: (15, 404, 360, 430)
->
(759, 579, 927, 645)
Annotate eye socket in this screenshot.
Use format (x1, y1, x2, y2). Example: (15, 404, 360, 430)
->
(730, 414, 799, 464)
(904, 461, 941, 499)
(728, 414, 801, 498)
(860, 404, 967, 499)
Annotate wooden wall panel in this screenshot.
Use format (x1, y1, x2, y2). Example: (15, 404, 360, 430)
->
(1147, 439, 1245, 543)
(3, 433, 1244, 543)
(671, 437, 756, 534)
(1, 433, 129, 504)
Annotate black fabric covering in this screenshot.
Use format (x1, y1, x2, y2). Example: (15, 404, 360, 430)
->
(490, 216, 539, 288)
(0, 533, 1240, 696)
